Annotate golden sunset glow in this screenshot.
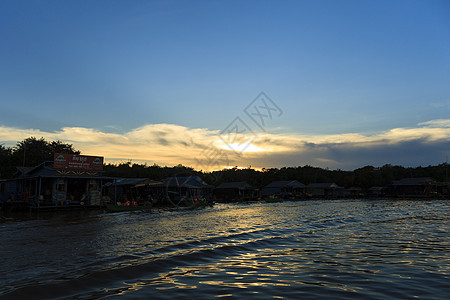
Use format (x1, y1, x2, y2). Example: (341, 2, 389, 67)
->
(219, 143, 268, 153)
(1, 119, 449, 171)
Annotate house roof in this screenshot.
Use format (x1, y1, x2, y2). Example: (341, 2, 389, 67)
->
(347, 186, 362, 191)
(14, 162, 57, 178)
(111, 178, 149, 186)
(12, 161, 108, 179)
(134, 179, 162, 187)
(369, 186, 385, 191)
(392, 177, 435, 186)
(162, 176, 211, 188)
(264, 180, 305, 188)
(308, 182, 339, 188)
(216, 181, 254, 190)
(16, 166, 34, 175)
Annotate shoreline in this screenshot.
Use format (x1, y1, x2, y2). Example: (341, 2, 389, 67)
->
(2, 196, 449, 218)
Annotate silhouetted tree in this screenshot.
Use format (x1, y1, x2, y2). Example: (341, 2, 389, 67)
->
(2, 137, 449, 187)
(11, 137, 80, 168)
(0, 144, 12, 178)
(0, 137, 79, 178)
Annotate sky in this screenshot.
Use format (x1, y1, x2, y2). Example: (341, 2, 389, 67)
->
(0, 0, 449, 171)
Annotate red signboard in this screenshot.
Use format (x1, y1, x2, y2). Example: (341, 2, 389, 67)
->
(53, 153, 104, 171)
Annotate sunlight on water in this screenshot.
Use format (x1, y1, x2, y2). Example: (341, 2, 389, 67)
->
(1, 200, 449, 299)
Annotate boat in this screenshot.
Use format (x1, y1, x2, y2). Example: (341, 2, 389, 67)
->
(264, 194, 284, 203)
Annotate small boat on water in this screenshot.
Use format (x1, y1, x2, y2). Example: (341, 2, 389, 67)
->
(105, 204, 152, 212)
(264, 194, 284, 203)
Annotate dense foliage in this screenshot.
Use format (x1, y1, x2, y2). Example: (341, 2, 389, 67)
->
(209, 164, 449, 190)
(1, 137, 449, 189)
(0, 137, 79, 178)
(105, 161, 449, 190)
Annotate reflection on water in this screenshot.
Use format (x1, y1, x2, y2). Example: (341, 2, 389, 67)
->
(1, 200, 449, 299)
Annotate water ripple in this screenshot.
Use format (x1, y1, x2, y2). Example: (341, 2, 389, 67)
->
(1, 200, 449, 299)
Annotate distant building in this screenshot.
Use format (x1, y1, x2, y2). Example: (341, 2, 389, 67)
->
(162, 176, 213, 204)
(0, 179, 12, 202)
(1, 153, 112, 210)
(389, 177, 437, 197)
(368, 186, 386, 197)
(347, 187, 363, 197)
(262, 180, 305, 198)
(104, 178, 162, 205)
(214, 181, 257, 201)
(307, 182, 339, 197)
(437, 182, 450, 196)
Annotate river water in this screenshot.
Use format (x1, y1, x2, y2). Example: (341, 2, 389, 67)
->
(1, 199, 449, 299)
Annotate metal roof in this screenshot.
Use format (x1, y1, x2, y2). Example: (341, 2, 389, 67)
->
(308, 182, 339, 188)
(391, 177, 435, 186)
(162, 176, 212, 188)
(216, 181, 254, 190)
(264, 180, 305, 188)
(111, 178, 148, 186)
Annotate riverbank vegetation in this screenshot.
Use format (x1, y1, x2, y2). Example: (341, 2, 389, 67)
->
(1, 137, 449, 189)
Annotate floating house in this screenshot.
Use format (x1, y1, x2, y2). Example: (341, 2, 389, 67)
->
(368, 186, 386, 197)
(307, 182, 340, 197)
(0, 179, 16, 202)
(347, 187, 363, 197)
(262, 180, 305, 198)
(214, 181, 257, 201)
(1, 153, 112, 210)
(389, 177, 437, 197)
(162, 176, 213, 205)
(104, 178, 162, 205)
(437, 182, 450, 197)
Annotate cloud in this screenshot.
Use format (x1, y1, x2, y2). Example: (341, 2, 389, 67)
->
(242, 122, 450, 169)
(0, 124, 224, 168)
(0, 119, 449, 170)
(418, 119, 450, 128)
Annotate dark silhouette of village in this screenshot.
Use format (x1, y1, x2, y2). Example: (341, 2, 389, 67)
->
(1, 137, 449, 213)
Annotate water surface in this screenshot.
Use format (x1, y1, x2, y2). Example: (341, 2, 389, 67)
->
(1, 199, 449, 299)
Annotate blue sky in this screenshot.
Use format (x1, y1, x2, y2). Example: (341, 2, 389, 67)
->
(1, 0, 449, 170)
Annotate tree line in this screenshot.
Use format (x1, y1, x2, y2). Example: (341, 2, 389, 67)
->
(0, 137, 79, 178)
(1, 137, 449, 189)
